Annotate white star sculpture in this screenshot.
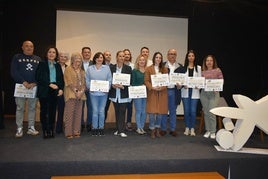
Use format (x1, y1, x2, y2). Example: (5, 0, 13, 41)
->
(210, 94, 268, 151)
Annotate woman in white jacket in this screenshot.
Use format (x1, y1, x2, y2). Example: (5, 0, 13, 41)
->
(181, 50, 201, 136)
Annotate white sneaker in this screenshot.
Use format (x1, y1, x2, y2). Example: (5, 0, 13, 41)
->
(27, 126, 39, 136)
(120, 132, 127, 138)
(136, 128, 143, 135)
(113, 131, 119, 136)
(210, 133, 216, 139)
(203, 131, 210, 138)
(141, 128, 146, 134)
(183, 127, 189, 135)
(15, 128, 23, 138)
(190, 128, 196, 136)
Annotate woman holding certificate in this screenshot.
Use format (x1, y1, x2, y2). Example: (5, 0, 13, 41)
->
(181, 50, 202, 137)
(109, 51, 132, 138)
(200, 55, 224, 139)
(132, 55, 147, 135)
(144, 52, 168, 139)
(36, 46, 64, 139)
(86, 52, 112, 136)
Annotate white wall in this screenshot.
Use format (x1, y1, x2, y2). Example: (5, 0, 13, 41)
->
(56, 10, 188, 64)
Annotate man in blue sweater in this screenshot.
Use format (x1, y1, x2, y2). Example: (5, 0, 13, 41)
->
(10, 40, 41, 137)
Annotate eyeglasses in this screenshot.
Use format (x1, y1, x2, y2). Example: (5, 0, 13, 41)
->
(168, 53, 176, 55)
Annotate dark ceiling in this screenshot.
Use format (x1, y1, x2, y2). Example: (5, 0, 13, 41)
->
(1, 0, 267, 19)
(53, 0, 268, 19)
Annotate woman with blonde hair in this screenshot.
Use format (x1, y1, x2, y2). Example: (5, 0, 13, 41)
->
(132, 55, 147, 134)
(63, 52, 86, 139)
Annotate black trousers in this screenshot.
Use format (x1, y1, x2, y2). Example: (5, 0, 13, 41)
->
(39, 90, 57, 134)
(104, 96, 111, 121)
(112, 101, 127, 133)
(56, 95, 65, 133)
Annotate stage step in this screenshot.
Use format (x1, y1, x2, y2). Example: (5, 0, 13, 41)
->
(51, 172, 225, 179)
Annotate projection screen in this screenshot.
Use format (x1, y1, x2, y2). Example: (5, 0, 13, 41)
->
(56, 10, 188, 64)
(56, 10, 188, 115)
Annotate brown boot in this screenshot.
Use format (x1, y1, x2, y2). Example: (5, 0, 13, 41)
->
(151, 129, 156, 139)
(155, 128, 161, 138)
(160, 130, 167, 136)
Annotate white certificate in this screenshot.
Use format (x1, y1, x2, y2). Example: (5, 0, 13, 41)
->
(14, 83, 37, 98)
(112, 73, 131, 86)
(205, 79, 224, 91)
(187, 77, 205, 88)
(151, 74, 169, 87)
(90, 80, 110, 92)
(169, 73, 186, 85)
(128, 85, 147, 99)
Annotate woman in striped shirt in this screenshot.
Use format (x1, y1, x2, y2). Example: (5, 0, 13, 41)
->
(200, 55, 224, 139)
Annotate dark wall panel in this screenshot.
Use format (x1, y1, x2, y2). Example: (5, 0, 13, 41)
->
(188, 14, 268, 106)
(1, 0, 268, 114)
(2, 0, 56, 114)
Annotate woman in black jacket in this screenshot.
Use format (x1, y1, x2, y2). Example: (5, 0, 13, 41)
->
(109, 51, 132, 138)
(36, 46, 64, 139)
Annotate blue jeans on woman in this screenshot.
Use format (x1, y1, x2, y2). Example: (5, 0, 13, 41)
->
(133, 98, 147, 129)
(149, 114, 162, 130)
(182, 89, 199, 129)
(90, 94, 108, 129)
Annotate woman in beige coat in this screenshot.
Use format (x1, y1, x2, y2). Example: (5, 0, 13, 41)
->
(63, 52, 86, 138)
(144, 52, 168, 138)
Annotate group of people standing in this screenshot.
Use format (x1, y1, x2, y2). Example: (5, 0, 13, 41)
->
(10, 40, 224, 140)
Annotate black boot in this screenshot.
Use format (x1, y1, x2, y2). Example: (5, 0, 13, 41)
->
(99, 129, 104, 136)
(91, 129, 97, 136)
(43, 130, 49, 139)
(87, 124, 92, 132)
(81, 124, 85, 132)
(50, 130, 55, 138)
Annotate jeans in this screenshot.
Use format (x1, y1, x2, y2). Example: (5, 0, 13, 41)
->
(161, 88, 177, 131)
(148, 113, 162, 130)
(133, 98, 147, 129)
(90, 94, 108, 129)
(200, 90, 220, 133)
(182, 89, 199, 129)
(81, 90, 92, 126)
(15, 97, 37, 129)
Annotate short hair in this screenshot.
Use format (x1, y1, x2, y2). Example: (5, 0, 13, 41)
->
(70, 52, 83, 65)
(44, 45, 59, 61)
(140, 46, 149, 53)
(92, 52, 105, 65)
(81, 47, 91, 52)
